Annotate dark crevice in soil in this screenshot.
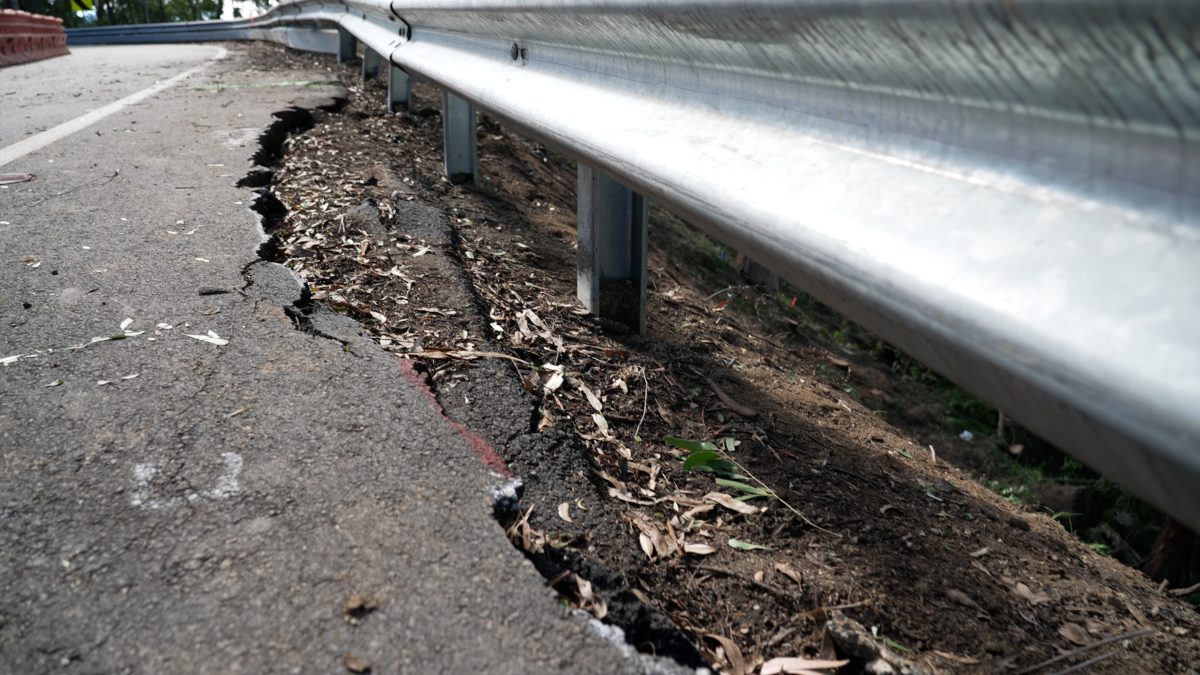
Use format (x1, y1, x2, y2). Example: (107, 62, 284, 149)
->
(237, 97, 352, 343)
(241, 99, 346, 265)
(250, 189, 288, 261)
(419, 209, 709, 667)
(249, 106, 313, 168)
(419, 360, 709, 670)
(236, 168, 274, 189)
(284, 302, 353, 348)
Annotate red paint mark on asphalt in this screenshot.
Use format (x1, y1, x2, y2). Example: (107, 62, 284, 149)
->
(397, 358, 513, 478)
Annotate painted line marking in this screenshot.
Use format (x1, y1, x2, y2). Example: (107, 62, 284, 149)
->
(0, 46, 227, 168)
(130, 451, 243, 510)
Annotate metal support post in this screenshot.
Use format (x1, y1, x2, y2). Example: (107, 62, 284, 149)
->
(388, 64, 411, 112)
(362, 48, 381, 81)
(441, 91, 477, 185)
(337, 27, 357, 63)
(738, 256, 780, 292)
(577, 164, 648, 334)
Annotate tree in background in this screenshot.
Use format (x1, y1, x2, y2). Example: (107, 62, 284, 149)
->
(11, 0, 270, 26)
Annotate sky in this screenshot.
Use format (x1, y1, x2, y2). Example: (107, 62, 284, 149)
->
(222, 0, 267, 20)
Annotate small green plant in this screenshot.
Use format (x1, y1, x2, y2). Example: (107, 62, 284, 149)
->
(1051, 511, 1082, 534)
(986, 479, 1031, 505)
(665, 436, 840, 537)
(674, 438, 743, 479)
(883, 637, 912, 654)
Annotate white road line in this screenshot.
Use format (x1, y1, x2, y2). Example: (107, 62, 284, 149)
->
(0, 47, 228, 168)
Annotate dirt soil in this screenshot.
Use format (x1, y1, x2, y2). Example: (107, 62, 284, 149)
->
(243, 42, 1200, 674)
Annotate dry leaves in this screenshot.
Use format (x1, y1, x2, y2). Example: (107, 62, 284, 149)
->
(774, 562, 803, 587)
(1059, 622, 1091, 646)
(341, 594, 378, 625)
(575, 574, 607, 619)
(342, 654, 371, 673)
(708, 634, 746, 675)
(705, 492, 762, 515)
(761, 657, 849, 675)
(186, 330, 228, 346)
(1010, 579, 1051, 605)
(628, 513, 679, 560)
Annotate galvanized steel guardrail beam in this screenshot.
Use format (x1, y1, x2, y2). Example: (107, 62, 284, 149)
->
(67, 2, 1200, 532)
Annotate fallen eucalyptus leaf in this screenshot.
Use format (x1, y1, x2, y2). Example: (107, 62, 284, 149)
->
(187, 330, 229, 346)
(705, 492, 761, 515)
(1058, 622, 1091, 646)
(707, 634, 746, 675)
(774, 562, 803, 586)
(592, 413, 610, 437)
(638, 533, 654, 559)
(1012, 581, 1051, 605)
(729, 538, 771, 551)
(542, 372, 564, 393)
(761, 656, 849, 674)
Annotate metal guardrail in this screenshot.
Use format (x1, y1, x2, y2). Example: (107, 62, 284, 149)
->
(67, 16, 339, 53)
(67, 2, 1200, 533)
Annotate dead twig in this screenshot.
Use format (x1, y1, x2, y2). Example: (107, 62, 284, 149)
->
(1167, 580, 1200, 597)
(1048, 651, 1115, 675)
(693, 565, 797, 602)
(721, 453, 842, 539)
(633, 367, 649, 442)
(1014, 628, 1154, 675)
(794, 600, 869, 621)
(16, 169, 120, 209)
(705, 285, 751, 300)
(704, 375, 757, 418)
(406, 349, 530, 365)
(726, 319, 795, 354)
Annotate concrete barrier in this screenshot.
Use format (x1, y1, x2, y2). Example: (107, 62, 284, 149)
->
(0, 10, 69, 67)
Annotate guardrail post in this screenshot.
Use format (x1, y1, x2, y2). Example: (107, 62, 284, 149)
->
(577, 165, 648, 334)
(738, 256, 780, 291)
(337, 27, 356, 63)
(362, 48, 381, 81)
(441, 91, 477, 185)
(388, 64, 411, 112)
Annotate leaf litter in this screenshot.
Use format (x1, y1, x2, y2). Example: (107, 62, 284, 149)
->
(186, 330, 229, 346)
(252, 41, 1200, 675)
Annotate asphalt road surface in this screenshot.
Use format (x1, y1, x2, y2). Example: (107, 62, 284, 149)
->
(0, 44, 687, 674)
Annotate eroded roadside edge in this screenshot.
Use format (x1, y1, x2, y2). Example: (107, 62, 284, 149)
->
(234, 88, 708, 675)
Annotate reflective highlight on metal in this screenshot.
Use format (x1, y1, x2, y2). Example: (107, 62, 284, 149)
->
(577, 165, 648, 335)
(441, 90, 476, 185)
(64, 1, 1200, 531)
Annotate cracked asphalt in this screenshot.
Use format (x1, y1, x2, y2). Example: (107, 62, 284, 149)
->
(0, 44, 687, 674)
